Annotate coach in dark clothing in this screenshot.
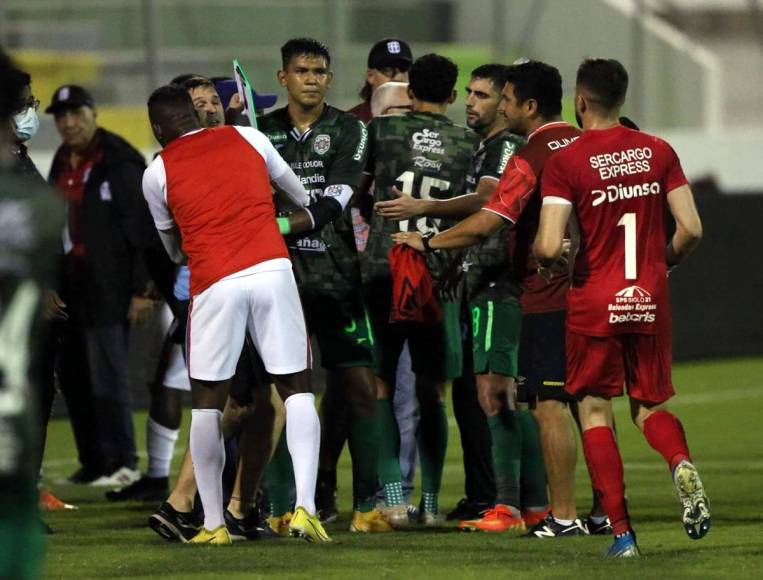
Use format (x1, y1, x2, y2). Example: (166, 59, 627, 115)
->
(46, 85, 160, 485)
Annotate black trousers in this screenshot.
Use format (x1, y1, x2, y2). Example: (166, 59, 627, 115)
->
(53, 312, 136, 473)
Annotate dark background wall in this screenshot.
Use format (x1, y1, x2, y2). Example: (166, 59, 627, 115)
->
(670, 186, 763, 359)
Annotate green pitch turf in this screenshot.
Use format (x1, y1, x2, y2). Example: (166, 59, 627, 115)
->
(41, 357, 763, 579)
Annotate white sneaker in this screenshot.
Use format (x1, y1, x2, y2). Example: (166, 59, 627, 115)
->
(419, 509, 444, 527)
(378, 504, 409, 529)
(90, 466, 141, 487)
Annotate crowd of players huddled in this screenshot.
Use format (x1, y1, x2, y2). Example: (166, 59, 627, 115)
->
(0, 34, 710, 567)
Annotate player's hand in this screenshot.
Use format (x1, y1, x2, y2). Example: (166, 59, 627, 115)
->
(128, 296, 156, 327)
(538, 239, 572, 282)
(42, 289, 68, 321)
(391, 231, 425, 252)
(227, 93, 244, 115)
(375, 186, 424, 220)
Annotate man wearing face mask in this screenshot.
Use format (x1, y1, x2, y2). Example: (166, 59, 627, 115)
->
(7, 69, 42, 182)
(46, 84, 159, 487)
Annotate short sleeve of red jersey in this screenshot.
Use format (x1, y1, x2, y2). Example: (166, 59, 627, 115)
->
(664, 143, 689, 192)
(481, 155, 537, 223)
(539, 154, 574, 204)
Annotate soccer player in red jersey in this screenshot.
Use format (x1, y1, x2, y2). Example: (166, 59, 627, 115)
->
(535, 58, 709, 557)
(142, 85, 330, 544)
(393, 60, 593, 537)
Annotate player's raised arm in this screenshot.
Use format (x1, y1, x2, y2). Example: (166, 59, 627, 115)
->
(665, 183, 702, 267)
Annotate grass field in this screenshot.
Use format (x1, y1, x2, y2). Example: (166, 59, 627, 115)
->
(41, 357, 763, 579)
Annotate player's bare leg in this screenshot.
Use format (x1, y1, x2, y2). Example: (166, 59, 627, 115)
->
(459, 374, 524, 532)
(415, 376, 448, 525)
(532, 400, 578, 521)
(226, 387, 285, 539)
(227, 388, 283, 517)
(631, 399, 710, 540)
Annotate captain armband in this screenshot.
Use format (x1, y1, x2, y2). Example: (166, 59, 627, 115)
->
(304, 197, 343, 230)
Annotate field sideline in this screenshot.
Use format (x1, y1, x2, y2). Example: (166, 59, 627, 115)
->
(42, 357, 763, 579)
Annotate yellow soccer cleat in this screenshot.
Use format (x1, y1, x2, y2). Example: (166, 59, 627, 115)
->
(188, 525, 232, 545)
(349, 509, 394, 533)
(268, 511, 293, 536)
(289, 506, 332, 543)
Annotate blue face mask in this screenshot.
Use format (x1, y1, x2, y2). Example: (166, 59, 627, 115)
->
(12, 107, 40, 142)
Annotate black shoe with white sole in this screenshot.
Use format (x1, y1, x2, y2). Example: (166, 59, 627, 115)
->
(524, 514, 588, 538)
(148, 501, 200, 543)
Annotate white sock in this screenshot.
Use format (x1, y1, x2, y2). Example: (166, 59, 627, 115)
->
(554, 517, 575, 526)
(190, 409, 225, 530)
(146, 417, 179, 479)
(284, 393, 320, 515)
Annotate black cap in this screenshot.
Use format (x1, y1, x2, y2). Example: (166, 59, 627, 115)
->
(45, 85, 95, 115)
(368, 38, 413, 70)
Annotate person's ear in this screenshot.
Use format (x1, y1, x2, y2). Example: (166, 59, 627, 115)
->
(277, 70, 287, 87)
(447, 89, 457, 104)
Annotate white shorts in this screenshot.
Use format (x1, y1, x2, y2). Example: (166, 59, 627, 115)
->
(187, 258, 310, 381)
(157, 303, 190, 391)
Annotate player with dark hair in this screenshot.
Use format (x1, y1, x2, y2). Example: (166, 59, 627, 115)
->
(363, 53, 478, 526)
(535, 58, 709, 558)
(258, 38, 390, 534)
(377, 63, 551, 530)
(393, 60, 591, 537)
(143, 84, 330, 544)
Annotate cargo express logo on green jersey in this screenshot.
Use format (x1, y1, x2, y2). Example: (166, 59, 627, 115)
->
(411, 129, 445, 155)
(608, 285, 656, 324)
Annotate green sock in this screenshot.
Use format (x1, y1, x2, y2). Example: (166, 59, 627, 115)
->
(419, 401, 448, 498)
(487, 412, 521, 508)
(422, 491, 439, 514)
(265, 432, 294, 516)
(376, 398, 403, 505)
(517, 409, 549, 508)
(349, 414, 380, 513)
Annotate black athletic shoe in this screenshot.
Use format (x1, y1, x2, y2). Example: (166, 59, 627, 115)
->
(584, 515, 613, 535)
(60, 466, 104, 485)
(148, 501, 200, 543)
(446, 498, 493, 522)
(315, 475, 339, 524)
(106, 476, 169, 502)
(225, 509, 262, 541)
(524, 514, 588, 538)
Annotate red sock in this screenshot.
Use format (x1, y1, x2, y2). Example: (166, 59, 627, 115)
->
(642, 410, 691, 471)
(582, 426, 630, 536)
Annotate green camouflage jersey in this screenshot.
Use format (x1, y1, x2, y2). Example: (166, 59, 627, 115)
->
(258, 104, 368, 293)
(464, 129, 525, 303)
(363, 111, 478, 289)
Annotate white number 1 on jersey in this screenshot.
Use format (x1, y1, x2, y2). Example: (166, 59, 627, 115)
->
(618, 212, 637, 280)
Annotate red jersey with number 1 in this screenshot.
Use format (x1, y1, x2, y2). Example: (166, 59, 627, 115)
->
(541, 125, 688, 336)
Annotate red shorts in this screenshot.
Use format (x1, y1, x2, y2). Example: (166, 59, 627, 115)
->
(565, 331, 674, 404)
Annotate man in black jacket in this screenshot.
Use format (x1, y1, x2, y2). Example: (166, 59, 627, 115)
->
(46, 85, 158, 486)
